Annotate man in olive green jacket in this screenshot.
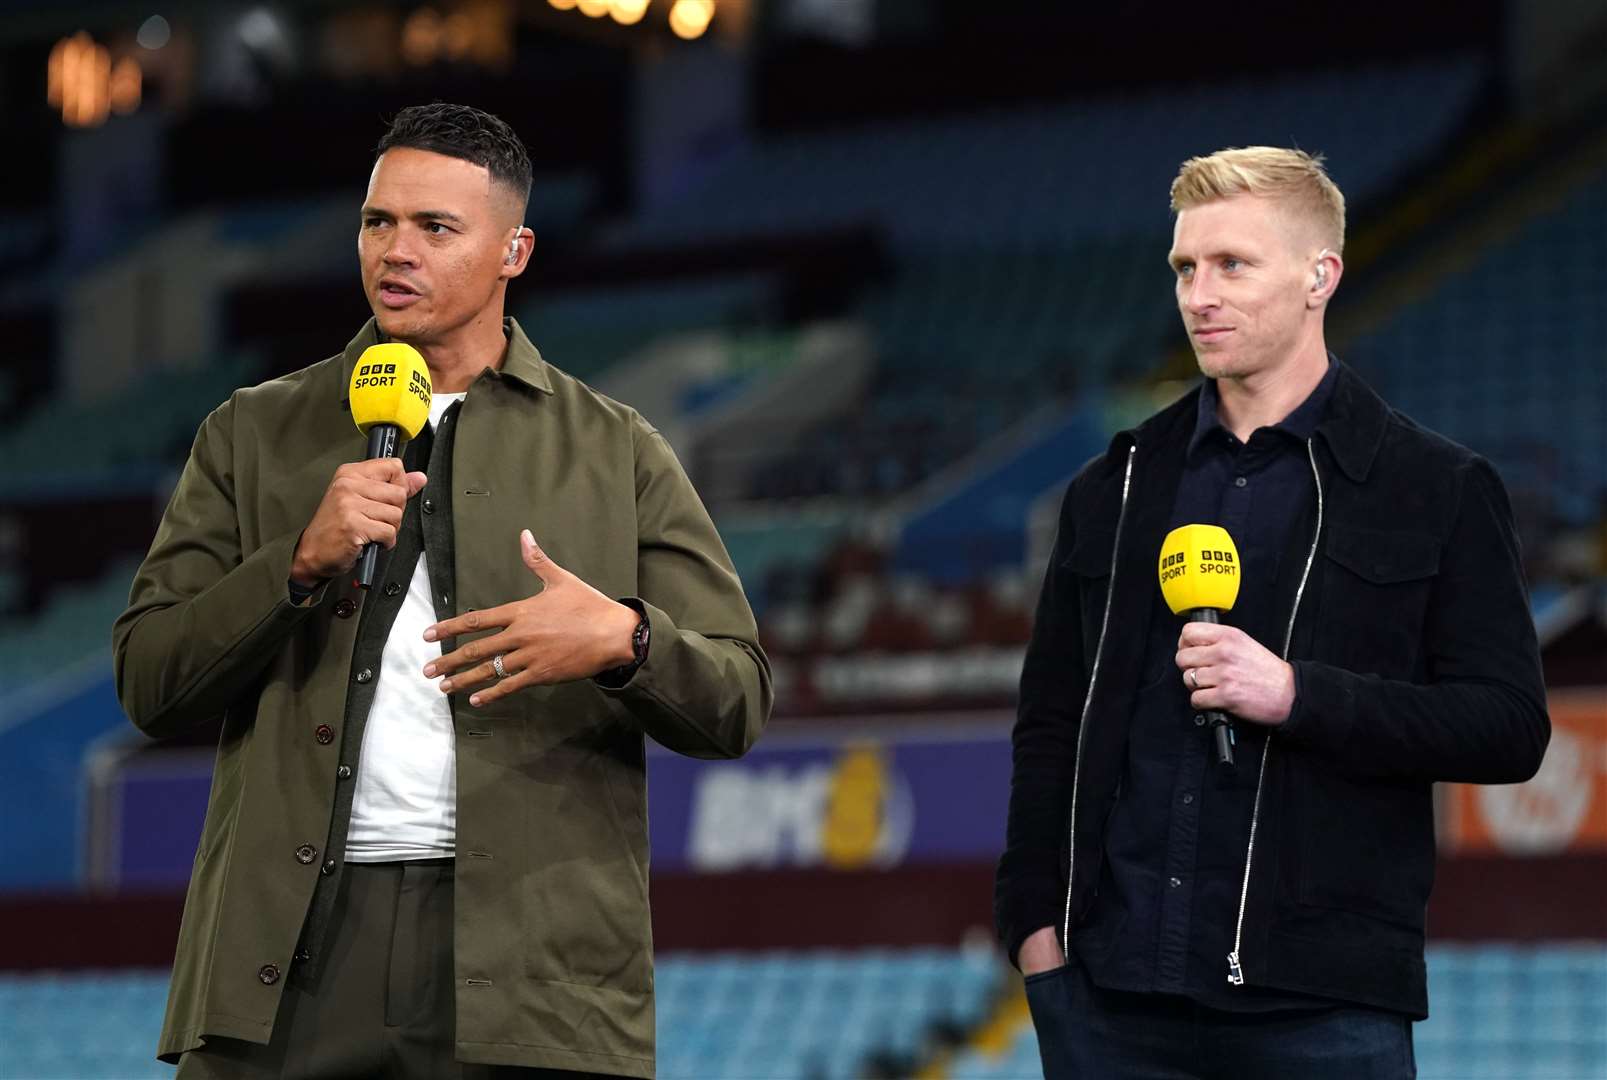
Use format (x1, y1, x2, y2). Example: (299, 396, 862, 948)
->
(113, 104, 770, 1077)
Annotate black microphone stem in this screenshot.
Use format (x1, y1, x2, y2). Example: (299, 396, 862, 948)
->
(1190, 607, 1236, 766)
(355, 423, 402, 589)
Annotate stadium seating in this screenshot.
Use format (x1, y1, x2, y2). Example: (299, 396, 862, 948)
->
(605, 58, 1486, 253)
(517, 273, 780, 384)
(2, 944, 1600, 1079)
(0, 558, 136, 697)
(0, 355, 254, 495)
(1346, 160, 1607, 526)
(0, 946, 1004, 1080)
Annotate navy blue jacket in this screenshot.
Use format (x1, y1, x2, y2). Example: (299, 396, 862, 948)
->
(995, 362, 1550, 1018)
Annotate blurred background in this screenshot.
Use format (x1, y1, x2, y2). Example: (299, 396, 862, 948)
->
(1, 0, 1604, 1077)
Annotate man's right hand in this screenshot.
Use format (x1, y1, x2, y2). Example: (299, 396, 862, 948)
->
(1017, 925, 1065, 977)
(290, 460, 428, 587)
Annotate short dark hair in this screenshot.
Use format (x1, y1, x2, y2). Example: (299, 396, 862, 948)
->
(376, 103, 532, 214)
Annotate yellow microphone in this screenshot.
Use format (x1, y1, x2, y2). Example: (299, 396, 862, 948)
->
(348, 343, 432, 588)
(1158, 524, 1241, 765)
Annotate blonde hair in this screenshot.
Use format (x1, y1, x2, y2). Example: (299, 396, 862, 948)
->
(1170, 147, 1346, 253)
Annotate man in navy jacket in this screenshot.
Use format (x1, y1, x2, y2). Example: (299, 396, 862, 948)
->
(996, 147, 1549, 1079)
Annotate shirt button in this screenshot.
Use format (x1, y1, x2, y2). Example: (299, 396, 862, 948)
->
(423, 498, 435, 515)
(314, 724, 334, 745)
(334, 598, 357, 619)
(1194, 714, 1208, 727)
(355, 668, 373, 684)
(1169, 876, 1182, 889)
(294, 844, 317, 865)
(1235, 476, 1248, 488)
(258, 963, 281, 985)
(321, 859, 336, 876)
(1182, 793, 1194, 805)
(440, 594, 451, 608)
(293, 949, 310, 964)
(337, 764, 353, 780)
(384, 581, 402, 597)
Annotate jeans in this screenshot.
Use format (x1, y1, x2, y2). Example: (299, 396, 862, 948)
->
(1024, 955, 1416, 1080)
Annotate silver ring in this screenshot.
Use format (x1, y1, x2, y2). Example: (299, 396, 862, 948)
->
(1187, 668, 1199, 690)
(492, 654, 507, 678)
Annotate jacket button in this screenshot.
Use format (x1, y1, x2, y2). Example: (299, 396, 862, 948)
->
(295, 844, 317, 865)
(321, 859, 336, 876)
(334, 598, 357, 618)
(422, 498, 435, 515)
(1194, 714, 1207, 727)
(314, 724, 335, 745)
(258, 964, 280, 985)
(384, 581, 402, 597)
(337, 764, 352, 780)
(356, 668, 373, 684)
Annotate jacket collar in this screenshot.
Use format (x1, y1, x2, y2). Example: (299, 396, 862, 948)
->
(1109, 359, 1386, 483)
(337, 316, 555, 401)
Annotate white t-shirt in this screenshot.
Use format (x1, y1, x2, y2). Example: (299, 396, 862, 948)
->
(345, 392, 466, 863)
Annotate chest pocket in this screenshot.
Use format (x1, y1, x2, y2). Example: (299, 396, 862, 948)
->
(1064, 528, 1116, 665)
(1316, 526, 1441, 677)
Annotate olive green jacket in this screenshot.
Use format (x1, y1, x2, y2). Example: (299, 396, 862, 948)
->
(112, 318, 772, 1076)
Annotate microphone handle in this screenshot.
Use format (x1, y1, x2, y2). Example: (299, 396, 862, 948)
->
(1189, 607, 1236, 766)
(355, 424, 402, 589)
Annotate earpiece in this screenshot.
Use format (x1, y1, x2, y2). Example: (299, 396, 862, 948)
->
(1313, 248, 1331, 291)
(506, 238, 519, 266)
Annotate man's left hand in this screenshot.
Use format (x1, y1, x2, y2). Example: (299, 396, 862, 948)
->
(423, 529, 639, 707)
(1175, 622, 1295, 727)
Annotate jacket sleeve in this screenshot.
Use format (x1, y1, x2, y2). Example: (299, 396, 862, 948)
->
(597, 426, 772, 760)
(112, 398, 323, 740)
(1280, 457, 1550, 784)
(995, 480, 1086, 968)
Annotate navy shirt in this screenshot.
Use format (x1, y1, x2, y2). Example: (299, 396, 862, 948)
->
(1073, 359, 1340, 1012)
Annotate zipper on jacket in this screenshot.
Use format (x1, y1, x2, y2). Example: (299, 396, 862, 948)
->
(1227, 437, 1324, 986)
(1060, 443, 1137, 960)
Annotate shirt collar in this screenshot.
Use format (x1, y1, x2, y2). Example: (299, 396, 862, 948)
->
(1187, 354, 1338, 458)
(337, 316, 555, 401)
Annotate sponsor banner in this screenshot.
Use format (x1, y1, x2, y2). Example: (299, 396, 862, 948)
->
(1441, 689, 1607, 854)
(85, 747, 214, 889)
(648, 724, 1013, 872)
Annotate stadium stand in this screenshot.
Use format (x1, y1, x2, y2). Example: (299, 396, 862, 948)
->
(604, 58, 1487, 252)
(1346, 157, 1607, 530)
(0, 947, 1004, 1080)
(5, 12, 1604, 1074)
(2, 945, 1601, 1079)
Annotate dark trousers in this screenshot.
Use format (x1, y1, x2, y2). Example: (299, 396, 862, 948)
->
(1024, 955, 1416, 1080)
(176, 860, 607, 1080)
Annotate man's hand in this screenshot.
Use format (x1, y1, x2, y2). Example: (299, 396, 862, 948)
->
(1017, 925, 1064, 977)
(422, 529, 640, 707)
(291, 460, 428, 586)
(1175, 622, 1295, 726)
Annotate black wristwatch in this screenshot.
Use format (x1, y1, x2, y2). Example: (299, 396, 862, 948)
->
(596, 600, 650, 687)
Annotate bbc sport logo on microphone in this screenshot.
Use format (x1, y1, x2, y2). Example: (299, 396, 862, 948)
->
(351, 361, 399, 391)
(351, 362, 429, 407)
(1158, 547, 1235, 585)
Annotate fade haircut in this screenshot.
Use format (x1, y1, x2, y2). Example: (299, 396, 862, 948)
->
(376, 103, 533, 215)
(1170, 147, 1347, 254)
